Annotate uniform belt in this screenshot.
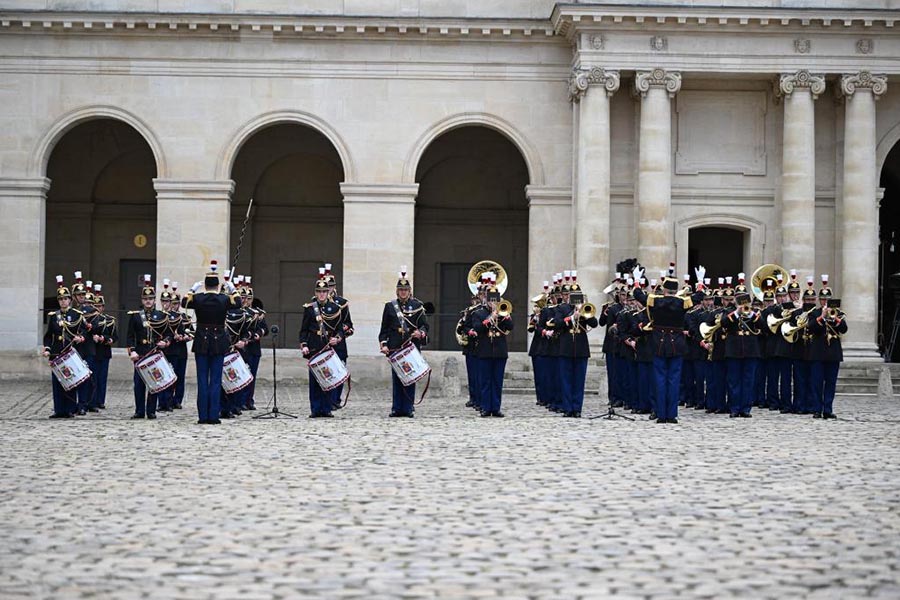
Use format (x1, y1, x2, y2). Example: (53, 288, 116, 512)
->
(655, 326, 682, 332)
(196, 324, 223, 330)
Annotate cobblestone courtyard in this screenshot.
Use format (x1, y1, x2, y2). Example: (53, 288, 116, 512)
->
(1, 381, 898, 599)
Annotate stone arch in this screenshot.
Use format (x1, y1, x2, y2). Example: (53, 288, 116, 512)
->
(877, 119, 900, 176)
(403, 112, 544, 186)
(675, 213, 767, 276)
(217, 110, 355, 183)
(30, 105, 166, 178)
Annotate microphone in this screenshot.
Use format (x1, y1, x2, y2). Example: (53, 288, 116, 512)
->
(270, 325, 280, 335)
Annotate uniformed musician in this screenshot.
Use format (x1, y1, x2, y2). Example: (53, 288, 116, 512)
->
(168, 282, 192, 410)
(182, 260, 241, 424)
(240, 280, 267, 411)
(554, 277, 598, 418)
(600, 273, 625, 409)
(70, 271, 99, 414)
(158, 280, 181, 413)
(221, 288, 250, 419)
(790, 277, 820, 414)
(684, 286, 708, 411)
(470, 284, 513, 417)
(629, 282, 656, 417)
(300, 277, 344, 418)
(126, 276, 172, 420)
(807, 276, 847, 419)
(378, 268, 429, 418)
(42, 276, 86, 418)
(326, 264, 353, 411)
(462, 282, 486, 410)
(90, 284, 117, 411)
(647, 274, 692, 423)
(722, 291, 762, 418)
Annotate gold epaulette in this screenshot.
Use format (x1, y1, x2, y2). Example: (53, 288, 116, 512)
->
(70, 307, 84, 315)
(336, 297, 349, 308)
(47, 311, 57, 317)
(303, 302, 314, 308)
(127, 310, 140, 315)
(647, 294, 658, 308)
(683, 297, 693, 309)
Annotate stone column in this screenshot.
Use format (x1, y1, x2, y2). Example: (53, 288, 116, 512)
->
(526, 185, 573, 294)
(570, 67, 620, 295)
(777, 70, 825, 276)
(0, 178, 50, 352)
(634, 68, 681, 274)
(153, 180, 234, 289)
(839, 72, 887, 357)
(340, 183, 418, 356)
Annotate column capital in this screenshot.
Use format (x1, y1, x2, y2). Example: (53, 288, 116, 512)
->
(634, 68, 681, 98)
(776, 70, 826, 101)
(153, 179, 235, 201)
(839, 71, 888, 100)
(568, 67, 620, 103)
(0, 177, 51, 198)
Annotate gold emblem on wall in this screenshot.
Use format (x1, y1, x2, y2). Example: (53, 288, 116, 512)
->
(133, 234, 148, 248)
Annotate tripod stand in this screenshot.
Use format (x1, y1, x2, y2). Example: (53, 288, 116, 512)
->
(254, 325, 297, 419)
(589, 402, 635, 421)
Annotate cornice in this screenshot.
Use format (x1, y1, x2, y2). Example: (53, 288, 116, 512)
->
(552, 4, 900, 40)
(0, 12, 557, 41)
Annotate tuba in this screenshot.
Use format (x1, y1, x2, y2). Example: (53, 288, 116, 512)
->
(750, 263, 787, 301)
(467, 260, 508, 295)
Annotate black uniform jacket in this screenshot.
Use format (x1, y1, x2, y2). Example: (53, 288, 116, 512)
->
(470, 306, 513, 359)
(806, 308, 848, 362)
(182, 291, 241, 355)
(705, 307, 728, 361)
(460, 303, 481, 356)
(93, 313, 118, 360)
(536, 303, 559, 358)
(601, 302, 624, 355)
(527, 308, 544, 358)
(72, 301, 98, 358)
(647, 294, 692, 358)
(43, 307, 88, 359)
(242, 307, 269, 358)
(554, 303, 598, 358)
(163, 310, 190, 360)
(300, 299, 343, 356)
(378, 298, 429, 353)
(723, 308, 763, 359)
(630, 305, 654, 363)
(684, 306, 707, 361)
(126, 308, 172, 357)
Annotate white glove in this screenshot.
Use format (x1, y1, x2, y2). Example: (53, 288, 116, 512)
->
(190, 281, 203, 293)
(694, 265, 706, 283)
(222, 281, 236, 294)
(632, 265, 645, 284)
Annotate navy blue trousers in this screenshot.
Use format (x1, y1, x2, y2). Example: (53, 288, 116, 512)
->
(390, 370, 415, 416)
(707, 361, 727, 412)
(793, 359, 809, 412)
(653, 356, 682, 421)
(330, 356, 346, 409)
(308, 371, 332, 416)
(466, 354, 480, 405)
(680, 359, 695, 406)
(478, 357, 506, 414)
(530, 355, 543, 404)
(195, 354, 224, 422)
(726, 358, 757, 416)
(605, 353, 617, 406)
(76, 355, 96, 410)
(637, 361, 654, 413)
(559, 356, 588, 414)
(546, 356, 560, 410)
(693, 359, 708, 409)
(51, 373, 75, 416)
(132, 370, 158, 417)
(619, 359, 635, 410)
(170, 355, 187, 407)
(809, 361, 840, 415)
(93, 357, 110, 408)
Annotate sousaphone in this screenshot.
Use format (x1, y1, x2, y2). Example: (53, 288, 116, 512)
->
(750, 263, 787, 302)
(467, 260, 509, 295)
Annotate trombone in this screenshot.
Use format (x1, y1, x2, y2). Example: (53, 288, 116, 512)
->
(781, 306, 818, 343)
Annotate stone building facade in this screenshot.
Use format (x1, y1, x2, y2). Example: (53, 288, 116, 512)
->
(2, 0, 900, 368)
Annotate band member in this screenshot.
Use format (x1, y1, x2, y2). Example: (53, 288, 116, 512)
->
(722, 292, 762, 418)
(300, 278, 343, 418)
(543, 275, 564, 412)
(240, 281, 267, 411)
(221, 289, 250, 419)
(378, 268, 429, 417)
(43, 276, 86, 418)
(168, 282, 192, 410)
(470, 285, 513, 417)
(629, 283, 655, 417)
(326, 265, 353, 410)
(647, 274, 692, 423)
(767, 283, 795, 413)
(616, 279, 638, 413)
(90, 284, 117, 410)
(70, 271, 99, 414)
(756, 286, 776, 409)
(808, 276, 847, 419)
(791, 277, 819, 414)
(462, 282, 486, 409)
(554, 276, 597, 418)
(158, 280, 182, 412)
(684, 287, 708, 411)
(182, 260, 241, 424)
(126, 276, 172, 420)
(600, 274, 625, 408)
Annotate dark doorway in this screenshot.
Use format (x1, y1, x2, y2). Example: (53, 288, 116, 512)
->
(119, 259, 156, 312)
(688, 227, 745, 283)
(436, 263, 472, 350)
(879, 142, 900, 361)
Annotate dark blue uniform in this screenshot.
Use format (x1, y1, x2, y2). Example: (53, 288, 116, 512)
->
(160, 309, 189, 412)
(762, 302, 792, 411)
(378, 298, 429, 417)
(126, 308, 172, 419)
(806, 308, 847, 417)
(647, 293, 691, 422)
(630, 303, 655, 415)
(182, 290, 241, 423)
(330, 295, 353, 409)
(43, 307, 87, 418)
(72, 300, 99, 413)
(538, 302, 562, 411)
(554, 303, 598, 417)
(601, 302, 624, 407)
(705, 306, 729, 414)
(92, 312, 118, 410)
(300, 299, 343, 417)
(462, 302, 482, 409)
(470, 306, 513, 416)
(240, 306, 267, 410)
(722, 307, 762, 417)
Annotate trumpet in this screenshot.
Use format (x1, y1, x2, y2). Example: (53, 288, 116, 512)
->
(826, 307, 844, 320)
(580, 302, 596, 319)
(497, 299, 513, 317)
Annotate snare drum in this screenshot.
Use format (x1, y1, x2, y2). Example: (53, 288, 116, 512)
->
(222, 352, 254, 394)
(308, 347, 349, 392)
(388, 343, 431, 387)
(135, 351, 177, 394)
(50, 347, 91, 391)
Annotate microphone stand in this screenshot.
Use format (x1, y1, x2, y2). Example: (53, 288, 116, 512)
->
(253, 325, 296, 419)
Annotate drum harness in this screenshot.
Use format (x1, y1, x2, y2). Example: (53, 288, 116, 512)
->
(308, 301, 351, 407)
(389, 300, 431, 405)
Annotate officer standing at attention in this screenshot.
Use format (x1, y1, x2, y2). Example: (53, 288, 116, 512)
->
(723, 291, 762, 418)
(470, 284, 513, 417)
(43, 276, 86, 419)
(167, 282, 192, 410)
(554, 275, 598, 418)
(181, 260, 241, 424)
(300, 276, 343, 418)
(90, 284, 117, 410)
(70, 271, 99, 414)
(325, 264, 353, 411)
(239, 278, 267, 411)
(807, 275, 848, 419)
(379, 267, 429, 418)
(126, 275, 172, 420)
(647, 272, 692, 424)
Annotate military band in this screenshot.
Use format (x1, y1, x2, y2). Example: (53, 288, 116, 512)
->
(42, 256, 850, 423)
